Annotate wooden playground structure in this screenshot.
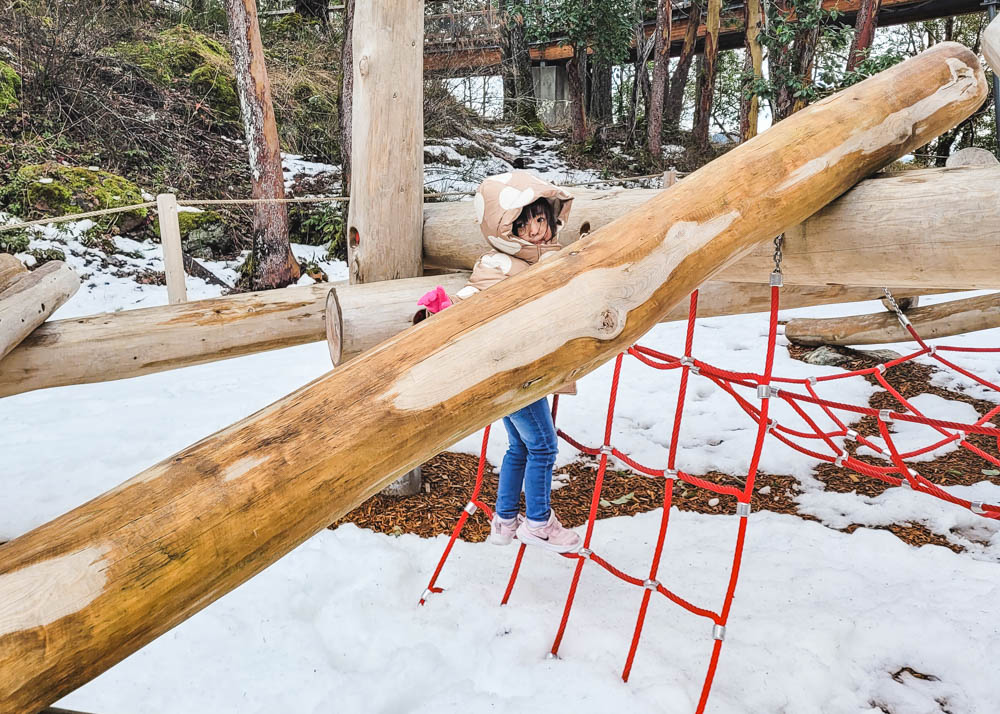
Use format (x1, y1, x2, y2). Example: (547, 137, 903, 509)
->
(2, 9, 1000, 714)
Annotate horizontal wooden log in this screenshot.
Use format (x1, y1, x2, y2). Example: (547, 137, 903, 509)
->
(785, 291, 1000, 346)
(327, 275, 938, 365)
(423, 166, 1000, 289)
(0, 261, 79, 361)
(0, 283, 335, 398)
(0, 43, 986, 713)
(0, 253, 27, 292)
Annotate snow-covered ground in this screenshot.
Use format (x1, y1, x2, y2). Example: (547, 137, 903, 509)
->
(3, 162, 1000, 712)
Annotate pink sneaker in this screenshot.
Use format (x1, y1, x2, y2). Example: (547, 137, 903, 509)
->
(489, 513, 525, 545)
(516, 511, 581, 553)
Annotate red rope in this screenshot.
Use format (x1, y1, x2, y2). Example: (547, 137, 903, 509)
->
(420, 286, 1000, 709)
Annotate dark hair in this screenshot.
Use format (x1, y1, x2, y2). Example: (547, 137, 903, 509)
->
(512, 198, 556, 237)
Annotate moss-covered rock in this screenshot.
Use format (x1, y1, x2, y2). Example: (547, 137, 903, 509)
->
(155, 208, 232, 258)
(108, 25, 239, 123)
(0, 164, 148, 232)
(0, 60, 20, 115)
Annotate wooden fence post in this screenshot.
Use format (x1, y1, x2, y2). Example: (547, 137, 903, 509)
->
(156, 193, 187, 305)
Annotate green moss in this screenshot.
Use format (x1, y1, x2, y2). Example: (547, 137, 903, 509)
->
(0, 60, 20, 115)
(189, 65, 240, 122)
(107, 25, 238, 122)
(155, 208, 232, 258)
(273, 76, 340, 162)
(0, 164, 148, 232)
(262, 13, 321, 46)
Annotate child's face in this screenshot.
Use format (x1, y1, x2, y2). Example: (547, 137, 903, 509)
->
(514, 211, 552, 244)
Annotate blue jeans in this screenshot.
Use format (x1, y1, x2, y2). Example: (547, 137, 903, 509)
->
(496, 397, 558, 522)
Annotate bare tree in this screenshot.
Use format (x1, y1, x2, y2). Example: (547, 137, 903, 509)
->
(665, 0, 703, 128)
(846, 0, 882, 71)
(500, 1, 539, 126)
(339, 0, 355, 197)
(225, 0, 301, 289)
(646, 0, 671, 158)
(693, 0, 721, 148)
(739, 0, 765, 141)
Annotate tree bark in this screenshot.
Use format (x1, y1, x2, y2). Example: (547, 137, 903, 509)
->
(740, 0, 765, 141)
(665, 0, 703, 128)
(785, 292, 1000, 346)
(225, 0, 301, 290)
(0, 45, 987, 712)
(500, 3, 538, 125)
(847, 0, 883, 71)
(588, 60, 613, 123)
(0, 260, 79, 360)
(693, 0, 722, 148)
(647, 0, 672, 158)
(339, 0, 355, 198)
(294, 0, 328, 24)
(567, 47, 588, 142)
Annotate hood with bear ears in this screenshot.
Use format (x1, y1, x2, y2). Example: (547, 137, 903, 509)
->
(473, 170, 574, 257)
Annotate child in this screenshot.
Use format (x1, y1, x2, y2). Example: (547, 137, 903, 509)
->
(416, 170, 582, 554)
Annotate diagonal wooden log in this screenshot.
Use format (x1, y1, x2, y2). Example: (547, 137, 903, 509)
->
(0, 43, 986, 713)
(785, 291, 1000, 346)
(423, 166, 1000, 289)
(0, 261, 79, 361)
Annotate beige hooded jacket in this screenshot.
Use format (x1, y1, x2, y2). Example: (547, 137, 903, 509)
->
(452, 169, 574, 302)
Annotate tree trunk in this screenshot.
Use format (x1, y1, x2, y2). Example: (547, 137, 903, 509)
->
(567, 46, 588, 142)
(665, 0, 703, 128)
(740, 0, 765, 141)
(0, 45, 986, 714)
(294, 0, 328, 24)
(225, 0, 301, 289)
(588, 60, 613, 123)
(647, 0, 672, 159)
(501, 4, 539, 126)
(847, 0, 882, 72)
(773, 0, 824, 122)
(693, 0, 722, 148)
(0, 260, 79, 360)
(785, 292, 1000, 346)
(339, 0, 355, 198)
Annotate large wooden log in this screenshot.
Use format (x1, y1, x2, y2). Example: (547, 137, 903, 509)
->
(0, 44, 986, 713)
(0, 253, 28, 292)
(423, 166, 1000, 289)
(0, 283, 335, 398)
(785, 291, 1000, 346)
(326, 276, 938, 366)
(0, 261, 79, 361)
(0, 274, 930, 398)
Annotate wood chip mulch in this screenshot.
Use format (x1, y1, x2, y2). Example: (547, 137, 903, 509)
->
(332, 346, 999, 555)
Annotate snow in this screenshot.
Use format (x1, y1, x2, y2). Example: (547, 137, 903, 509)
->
(2, 175, 1000, 712)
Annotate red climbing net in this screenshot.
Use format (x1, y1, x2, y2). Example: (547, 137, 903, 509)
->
(419, 282, 1000, 713)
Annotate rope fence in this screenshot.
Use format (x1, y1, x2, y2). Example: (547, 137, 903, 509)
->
(0, 169, 684, 235)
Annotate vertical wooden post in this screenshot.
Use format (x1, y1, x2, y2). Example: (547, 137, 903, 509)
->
(662, 166, 678, 188)
(156, 193, 187, 305)
(347, 0, 424, 495)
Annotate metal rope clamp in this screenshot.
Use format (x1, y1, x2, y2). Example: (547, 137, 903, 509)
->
(899, 474, 913, 489)
(845, 429, 859, 441)
(757, 384, 779, 399)
(736, 502, 751, 518)
(599, 444, 613, 456)
(712, 624, 727, 641)
(834, 453, 847, 468)
(463, 501, 478, 515)
(879, 409, 893, 423)
(680, 356, 700, 375)
(765, 419, 777, 434)
(578, 547, 593, 560)
(421, 588, 433, 600)
(665, 468, 679, 479)
(643, 579, 660, 591)
(971, 501, 987, 515)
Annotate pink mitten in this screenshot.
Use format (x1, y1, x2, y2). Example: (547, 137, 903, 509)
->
(417, 285, 452, 314)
